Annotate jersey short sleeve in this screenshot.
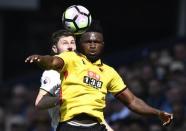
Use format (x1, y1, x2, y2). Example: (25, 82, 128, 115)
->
(40, 70, 61, 95)
(107, 68, 127, 95)
(56, 51, 76, 72)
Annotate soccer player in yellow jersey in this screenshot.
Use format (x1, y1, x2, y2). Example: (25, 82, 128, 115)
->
(32, 29, 113, 131)
(25, 21, 173, 131)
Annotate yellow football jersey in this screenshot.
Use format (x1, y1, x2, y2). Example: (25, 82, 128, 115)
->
(56, 51, 126, 123)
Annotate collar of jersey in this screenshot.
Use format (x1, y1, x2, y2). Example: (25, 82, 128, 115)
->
(79, 53, 103, 66)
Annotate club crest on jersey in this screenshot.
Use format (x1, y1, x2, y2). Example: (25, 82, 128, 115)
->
(43, 77, 51, 84)
(83, 71, 103, 89)
(88, 71, 100, 80)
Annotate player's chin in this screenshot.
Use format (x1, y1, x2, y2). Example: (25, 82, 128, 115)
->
(88, 53, 98, 57)
(87, 54, 99, 61)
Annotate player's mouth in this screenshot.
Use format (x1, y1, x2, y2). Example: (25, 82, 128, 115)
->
(89, 50, 97, 55)
(67, 48, 73, 51)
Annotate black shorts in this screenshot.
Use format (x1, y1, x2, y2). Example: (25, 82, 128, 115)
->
(56, 122, 107, 131)
(56, 113, 107, 131)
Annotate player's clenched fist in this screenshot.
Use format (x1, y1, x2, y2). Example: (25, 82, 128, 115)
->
(25, 55, 41, 63)
(159, 111, 173, 126)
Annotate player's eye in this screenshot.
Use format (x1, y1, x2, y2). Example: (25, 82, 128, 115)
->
(94, 40, 103, 44)
(86, 40, 102, 44)
(63, 42, 69, 45)
(71, 41, 75, 44)
(82, 41, 90, 44)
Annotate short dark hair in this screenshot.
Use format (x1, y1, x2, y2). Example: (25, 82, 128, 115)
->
(50, 29, 75, 55)
(85, 20, 103, 34)
(51, 29, 75, 46)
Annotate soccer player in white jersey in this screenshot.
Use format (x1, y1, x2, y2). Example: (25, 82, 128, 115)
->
(34, 29, 114, 131)
(35, 29, 76, 131)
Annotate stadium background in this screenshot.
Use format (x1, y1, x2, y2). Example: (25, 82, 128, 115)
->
(0, 0, 186, 131)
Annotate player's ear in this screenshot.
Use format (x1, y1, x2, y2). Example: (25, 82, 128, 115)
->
(52, 45, 57, 53)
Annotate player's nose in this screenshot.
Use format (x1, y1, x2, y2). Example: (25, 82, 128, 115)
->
(89, 42, 96, 48)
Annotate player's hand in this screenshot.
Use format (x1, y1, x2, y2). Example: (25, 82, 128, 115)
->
(25, 55, 41, 63)
(159, 111, 173, 126)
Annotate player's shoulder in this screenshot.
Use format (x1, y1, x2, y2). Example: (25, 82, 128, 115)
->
(102, 63, 116, 72)
(57, 51, 79, 59)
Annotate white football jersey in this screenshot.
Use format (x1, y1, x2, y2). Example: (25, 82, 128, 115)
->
(40, 70, 61, 131)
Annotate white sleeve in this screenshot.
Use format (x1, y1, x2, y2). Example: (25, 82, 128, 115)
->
(40, 70, 61, 95)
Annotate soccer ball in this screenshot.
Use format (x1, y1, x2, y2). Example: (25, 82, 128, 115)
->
(62, 5, 92, 35)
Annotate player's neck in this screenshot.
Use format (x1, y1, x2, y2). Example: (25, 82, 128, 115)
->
(87, 56, 100, 63)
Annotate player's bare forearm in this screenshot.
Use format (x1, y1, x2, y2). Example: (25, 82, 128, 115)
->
(35, 95, 61, 110)
(25, 55, 64, 71)
(128, 96, 160, 116)
(116, 88, 160, 116)
(116, 88, 173, 126)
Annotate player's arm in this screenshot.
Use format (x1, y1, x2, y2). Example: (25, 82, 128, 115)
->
(35, 89, 61, 110)
(25, 55, 64, 72)
(115, 88, 173, 126)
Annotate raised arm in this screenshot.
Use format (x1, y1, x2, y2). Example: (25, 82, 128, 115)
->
(115, 88, 173, 126)
(25, 55, 64, 72)
(35, 89, 60, 109)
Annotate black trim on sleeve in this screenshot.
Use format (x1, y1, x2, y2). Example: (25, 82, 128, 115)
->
(114, 87, 128, 98)
(40, 88, 54, 96)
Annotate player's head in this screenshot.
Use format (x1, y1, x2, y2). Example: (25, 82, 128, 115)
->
(50, 29, 76, 55)
(79, 20, 104, 62)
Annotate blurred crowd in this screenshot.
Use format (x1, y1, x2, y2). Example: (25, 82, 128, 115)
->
(0, 42, 186, 131)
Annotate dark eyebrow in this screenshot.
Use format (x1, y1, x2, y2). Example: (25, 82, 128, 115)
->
(83, 40, 103, 44)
